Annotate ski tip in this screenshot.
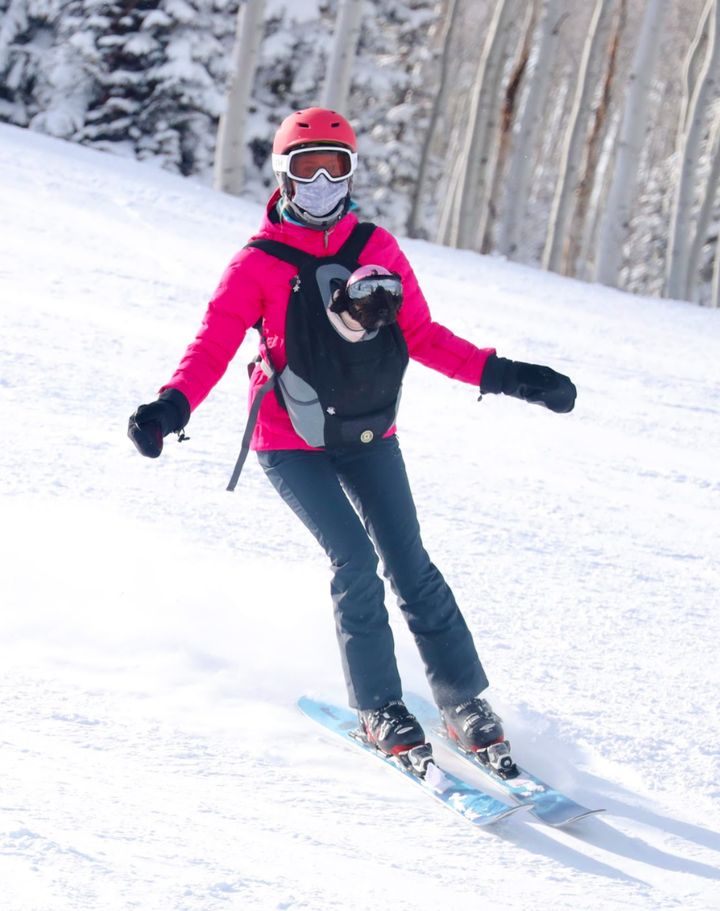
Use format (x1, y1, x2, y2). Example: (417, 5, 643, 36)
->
(494, 803, 533, 822)
(530, 806, 606, 827)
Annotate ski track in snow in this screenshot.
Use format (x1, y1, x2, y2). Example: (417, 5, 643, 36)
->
(1, 123, 719, 911)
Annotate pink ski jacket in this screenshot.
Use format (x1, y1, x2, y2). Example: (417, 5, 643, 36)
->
(161, 190, 496, 451)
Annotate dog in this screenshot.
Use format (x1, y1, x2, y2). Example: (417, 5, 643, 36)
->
(329, 267, 404, 331)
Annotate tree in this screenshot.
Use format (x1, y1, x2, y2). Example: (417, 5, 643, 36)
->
(678, 0, 713, 139)
(239, 0, 334, 202)
(496, 0, 563, 259)
(322, 0, 365, 113)
(595, 0, 671, 288)
(448, 0, 517, 249)
(347, 0, 439, 233)
(406, 0, 461, 238)
(542, 0, 616, 274)
(214, 0, 267, 196)
(687, 103, 720, 302)
(565, 0, 627, 279)
(0, 0, 240, 177)
(666, 0, 720, 300)
(0, 0, 68, 129)
(480, 0, 538, 254)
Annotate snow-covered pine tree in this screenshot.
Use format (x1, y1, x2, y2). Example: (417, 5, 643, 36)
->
(1, 0, 240, 179)
(347, 0, 438, 233)
(238, 0, 334, 203)
(76, 0, 240, 177)
(0, 0, 70, 129)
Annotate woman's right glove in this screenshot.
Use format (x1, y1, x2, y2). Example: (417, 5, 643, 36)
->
(480, 354, 576, 414)
(128, 388, 191, 458)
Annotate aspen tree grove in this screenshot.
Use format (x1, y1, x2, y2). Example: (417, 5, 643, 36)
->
(2, 0, 719, 305)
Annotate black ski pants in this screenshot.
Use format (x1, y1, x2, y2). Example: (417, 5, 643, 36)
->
(258, 435, 488, 710)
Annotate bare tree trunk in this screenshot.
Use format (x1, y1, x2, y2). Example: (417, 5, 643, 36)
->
(321, 0, 365, 113)
(480, 0, 537, 254)
(437, 123, 465, 245)
(543, 0, 615, 274)
(679, 0, 714, 140)
(687, 104, 720, 301)
(214, 0, 266, 196)
(712, 215, 720, 306)
(497, 0, 564, 260)
(453, 0, 516, 250)
(565, 0, 627, 278)
(667, 0, 720, 301)
(577, 106, 622, 281)
(407, 0, 461, 238)
(595, 0, 670, 288)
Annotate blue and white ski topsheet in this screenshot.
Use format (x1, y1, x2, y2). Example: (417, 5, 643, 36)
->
(298, 696, 528, 828)
(405, 693, 605, 827)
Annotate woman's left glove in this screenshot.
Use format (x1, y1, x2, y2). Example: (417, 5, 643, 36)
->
(128, 388, 191, 458)
(480, 354, 576, 414)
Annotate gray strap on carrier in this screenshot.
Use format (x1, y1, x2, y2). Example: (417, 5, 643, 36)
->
(226, 369, 276, 492)
(226, 222, 377, 491)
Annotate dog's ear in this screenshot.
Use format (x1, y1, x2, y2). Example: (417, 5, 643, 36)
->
(329, 286, 349, 314)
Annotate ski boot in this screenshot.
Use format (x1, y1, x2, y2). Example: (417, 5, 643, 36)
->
(355, 700, 434, 779)
(440, 697, 518, 779)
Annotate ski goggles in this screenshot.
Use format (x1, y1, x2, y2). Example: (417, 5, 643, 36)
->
(272, 146, 358, 183)
(347, 273, 403, 302)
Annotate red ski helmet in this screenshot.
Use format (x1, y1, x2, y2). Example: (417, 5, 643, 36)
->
(273, 108, 357, 155)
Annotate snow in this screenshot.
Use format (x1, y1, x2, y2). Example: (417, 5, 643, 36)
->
(1, 121, 719, 911)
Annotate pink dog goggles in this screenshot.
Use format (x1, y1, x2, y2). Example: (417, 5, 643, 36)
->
(346, 265, 403, 301)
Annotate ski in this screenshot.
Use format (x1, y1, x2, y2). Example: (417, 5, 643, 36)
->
(405, 693, 605, 828)
(298, 696, 528, 828)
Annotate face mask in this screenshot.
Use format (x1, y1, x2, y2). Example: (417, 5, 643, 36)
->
(292, 174, 349, 217)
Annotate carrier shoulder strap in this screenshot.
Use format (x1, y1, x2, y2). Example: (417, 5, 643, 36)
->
(244, 221, 377, 270)
(226, 370, 276, 492)
(338, 221, 377, 261)
(244, 239, 313, 269)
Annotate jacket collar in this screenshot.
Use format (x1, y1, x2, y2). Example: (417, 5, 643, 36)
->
(257, 189, 359, 254)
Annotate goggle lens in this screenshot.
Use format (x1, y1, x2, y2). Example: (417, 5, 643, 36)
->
(288, 148, 354, 182)
(347, 276, 403, 301)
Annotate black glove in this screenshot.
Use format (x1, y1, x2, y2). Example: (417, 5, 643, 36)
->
(481, 354, 576, 414)
(128, 388, 191, 458)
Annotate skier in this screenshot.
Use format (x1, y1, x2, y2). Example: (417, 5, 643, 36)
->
(128, 108, 576, 767)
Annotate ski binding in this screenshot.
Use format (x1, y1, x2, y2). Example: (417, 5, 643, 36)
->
(405, 692, 606, 827)
(298, 696, 529, 828)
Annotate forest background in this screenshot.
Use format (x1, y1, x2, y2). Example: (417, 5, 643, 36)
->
(2, 0, 720, 307)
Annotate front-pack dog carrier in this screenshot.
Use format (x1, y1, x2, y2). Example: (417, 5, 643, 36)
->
(227, 223, 409, 490)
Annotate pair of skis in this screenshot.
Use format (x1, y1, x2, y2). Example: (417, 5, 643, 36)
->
(298, 693, 604, 830)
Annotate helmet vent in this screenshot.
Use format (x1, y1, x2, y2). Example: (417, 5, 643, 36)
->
(298, 122, 310, 128)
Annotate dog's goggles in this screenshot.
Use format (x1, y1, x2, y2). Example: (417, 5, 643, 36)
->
(347, 274, 403, 301)
(272, 146, 358, 183)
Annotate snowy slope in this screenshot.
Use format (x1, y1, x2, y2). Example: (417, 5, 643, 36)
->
(1, 122, 719, 911)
